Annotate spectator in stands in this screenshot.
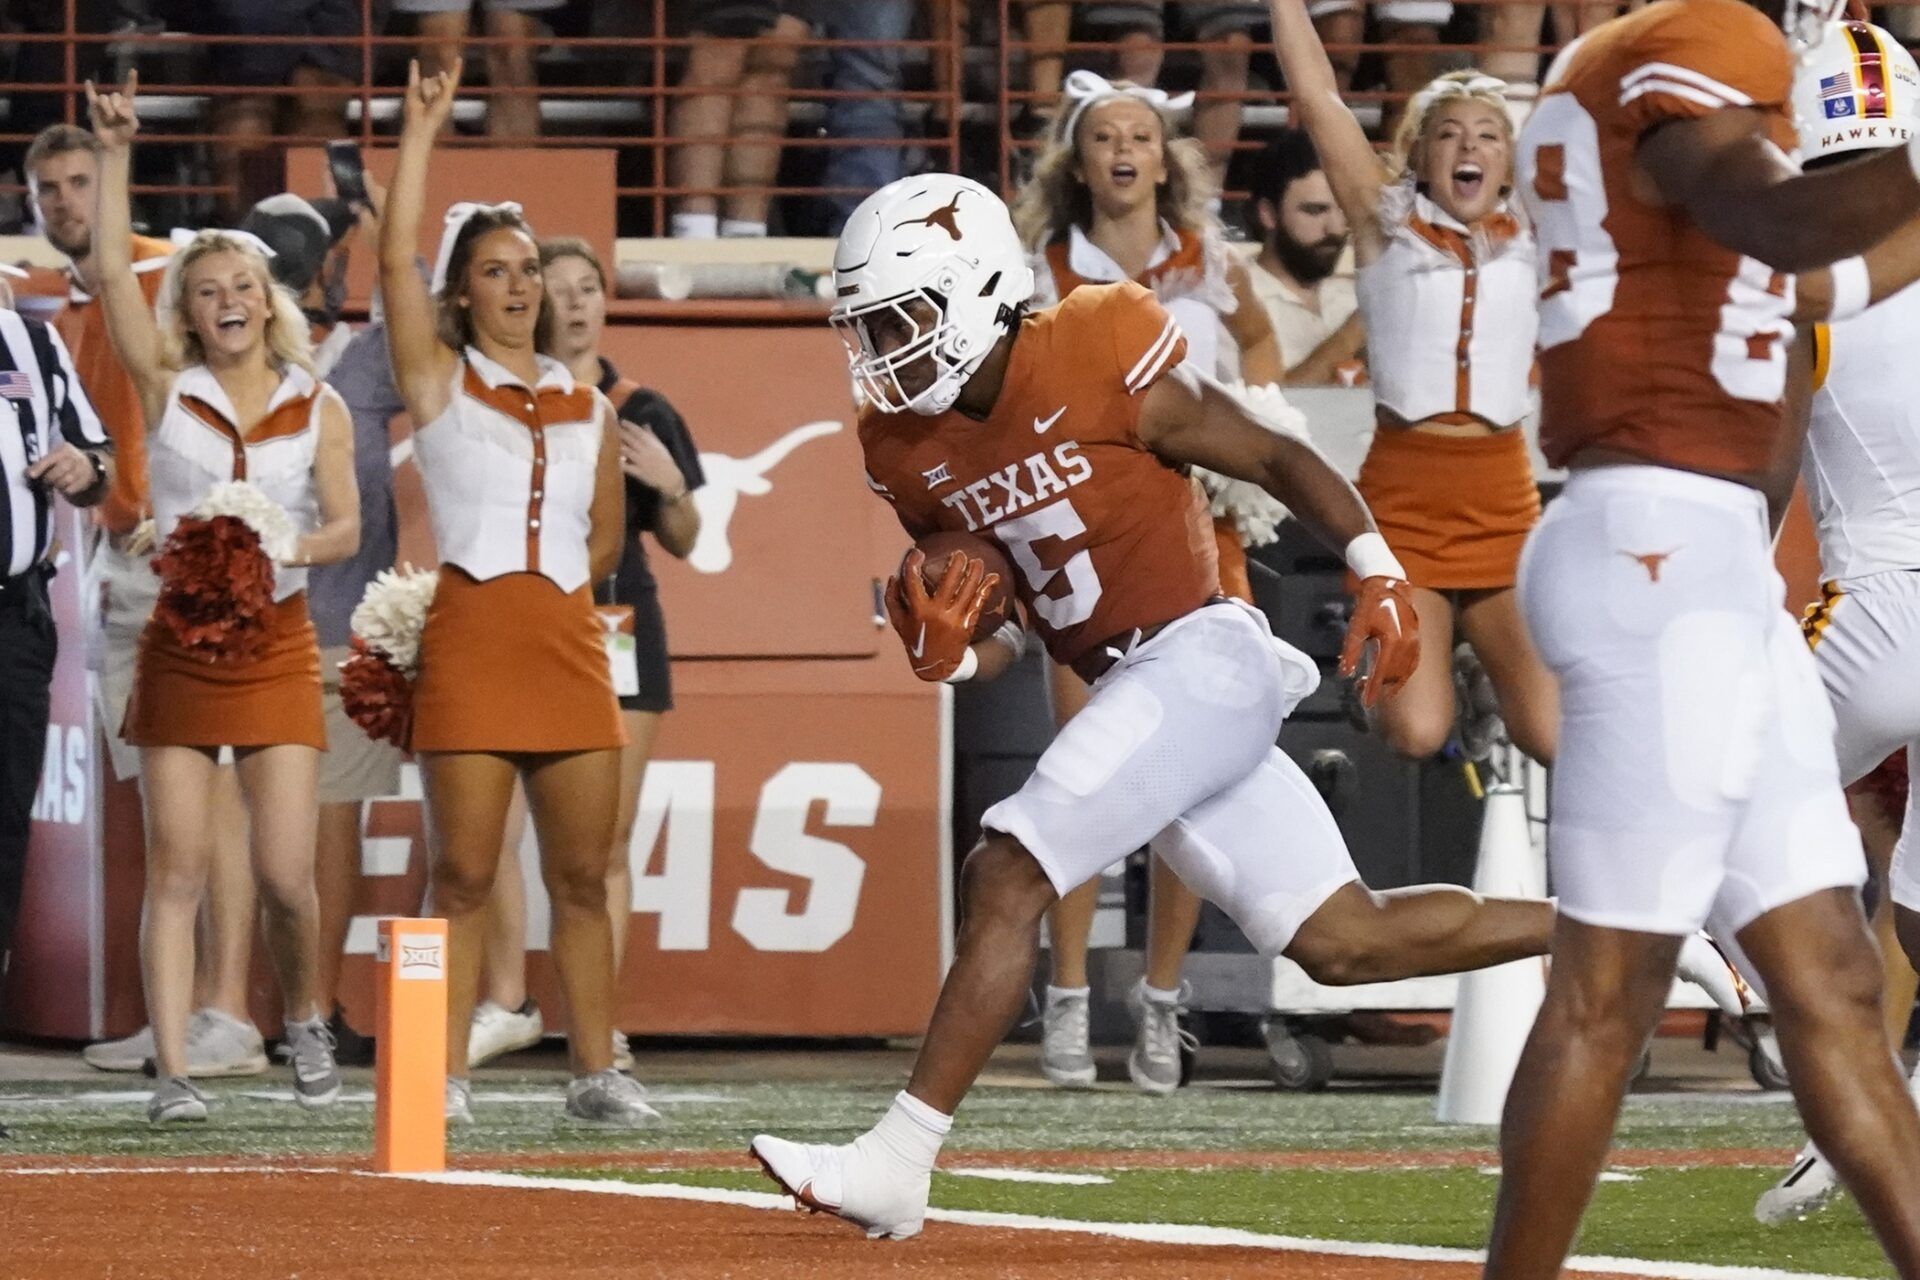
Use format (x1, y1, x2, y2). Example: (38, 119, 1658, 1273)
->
(1078, 3, 1268, 192)
(820, 1, 916, 233)
(27, 123, 269, 1081)
(379, 59, 655, 1126)
(89, 79, 357, 1124)
(1011, 74, 1284, 1096)
(1245, 130, 1364, 384)
(668, 1, 811, 238)
(242, 186, 403, 1063)
(397, 0, 559, 138)
(1479, 2, 1614, 92)
(202, 1, 367, 219)
(1307, 0, 1449, 110)
(1022, 1, 1071, 113)
(465, 237, 705, 1072)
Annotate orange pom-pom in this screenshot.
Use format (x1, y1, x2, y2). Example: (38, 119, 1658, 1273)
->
(149, 514, 275, 664)
(339, 636, 413, 749)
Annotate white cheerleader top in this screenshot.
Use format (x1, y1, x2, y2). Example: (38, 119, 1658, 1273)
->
(1031, 220, 1239, 379)
(413, 348, 606, 592)
(1355, 184, 1537, 427)
(148, 363, 333, 602)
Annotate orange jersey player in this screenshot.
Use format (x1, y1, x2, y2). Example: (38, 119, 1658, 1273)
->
(1487, 0, 1920, 1273)
(750, 173, 1567, 1242)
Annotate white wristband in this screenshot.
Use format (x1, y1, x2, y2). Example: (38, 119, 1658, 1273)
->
(1345, 531, 1407, 582)
(990, 617, 1029, 662)
(941, 646, 980, 684)
(1828, 255, 1870, 323)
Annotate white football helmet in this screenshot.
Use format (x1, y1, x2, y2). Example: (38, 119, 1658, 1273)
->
(1793, 19, 1920, 162)
(1783, 0, 1850, 54)
(830, 174, 1035, 416)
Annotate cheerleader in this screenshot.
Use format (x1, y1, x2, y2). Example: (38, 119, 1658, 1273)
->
(1008, 72, 1285, 1095)
(377, 60, 655, 1127)
(87, 79, 356, 1125)
(1270, 0, 1556, 764)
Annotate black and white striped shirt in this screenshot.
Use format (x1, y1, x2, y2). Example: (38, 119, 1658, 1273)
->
(0, 311, 107, 576)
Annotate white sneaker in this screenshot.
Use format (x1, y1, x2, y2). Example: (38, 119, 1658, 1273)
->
(467, 999, 542, 1068)
(749, 1132, 929, 1240)
(1040, 987, 1096, 1088)
(83, 1024, 155, 1072)
(446, 1077, 474, 1126)
(1755, 1144, 1841, 1224)
(1127, 979, 1196, 1096)
(1676, 933, 1753, 1019)
(188, 1009, 269, 1077)
(611, 1029, 634, 1074)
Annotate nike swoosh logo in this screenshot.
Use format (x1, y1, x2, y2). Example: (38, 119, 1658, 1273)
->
(1034, 407, 1065, 434)
(912, 623, 927, 659)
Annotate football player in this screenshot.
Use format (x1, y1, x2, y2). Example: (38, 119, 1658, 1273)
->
(752, 172, 1555, 1241)
(1494, 0, 1920, 1272)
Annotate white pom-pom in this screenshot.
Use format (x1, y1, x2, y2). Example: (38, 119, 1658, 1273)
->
(191, 480, 300, 564)
(1196, 382, 1314, 548)
(349, 566, 440, 677)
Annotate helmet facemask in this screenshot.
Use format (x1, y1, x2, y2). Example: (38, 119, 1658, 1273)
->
(833, 281, 1003, 416)
(1784, 0, 1847, 54)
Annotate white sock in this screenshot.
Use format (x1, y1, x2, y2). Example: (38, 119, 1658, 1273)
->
(671, 211, 718, 239)
(1141, 982, 1182, 1005)
(720, 217, 768, 238)
(867, 1090, 950, 1172)
(1046, 984, 1090, 1003)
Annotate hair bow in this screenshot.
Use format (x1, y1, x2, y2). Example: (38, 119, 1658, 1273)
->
(1405, 73, 1513, 132)
(168, 226, 278, 260)
(431, 200, 527, 296)
(1060, 70, 1195, 142)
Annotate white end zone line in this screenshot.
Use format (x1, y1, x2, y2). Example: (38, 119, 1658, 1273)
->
(378, 1169, 1863, 1280)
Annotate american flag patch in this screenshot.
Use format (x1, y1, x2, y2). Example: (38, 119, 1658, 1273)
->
(0, 372, 32, 400)
(1820, 72, 1853, 97)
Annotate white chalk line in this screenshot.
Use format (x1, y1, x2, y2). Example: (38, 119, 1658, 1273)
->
(384, 1168, 1866, 1280)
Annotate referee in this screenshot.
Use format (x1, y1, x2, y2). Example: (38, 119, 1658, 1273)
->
(0, 304, 109, 1034)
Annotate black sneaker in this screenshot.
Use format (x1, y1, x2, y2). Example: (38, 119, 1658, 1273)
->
(326, 1005, 375, 1067)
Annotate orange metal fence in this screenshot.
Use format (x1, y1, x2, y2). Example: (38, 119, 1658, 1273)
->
(1, 0, 1908, 231)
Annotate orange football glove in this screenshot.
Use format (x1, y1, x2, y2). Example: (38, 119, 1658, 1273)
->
(885, 548, 1000, 682)
(1339, 576, 1420, 708)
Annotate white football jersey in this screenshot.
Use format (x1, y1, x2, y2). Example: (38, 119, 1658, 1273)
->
(1803, 280, 1920, 581)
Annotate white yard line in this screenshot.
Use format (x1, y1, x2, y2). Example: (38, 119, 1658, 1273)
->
(382, 1169, 1867, 1280)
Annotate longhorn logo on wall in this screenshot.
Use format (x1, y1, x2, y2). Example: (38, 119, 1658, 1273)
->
(687, 421, 842, 574)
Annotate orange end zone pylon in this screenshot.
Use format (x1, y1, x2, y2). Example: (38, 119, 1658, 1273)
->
(374, 917, 449, 1173)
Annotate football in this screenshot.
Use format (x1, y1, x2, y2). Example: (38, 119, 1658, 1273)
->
(910, 529, 1017, 642)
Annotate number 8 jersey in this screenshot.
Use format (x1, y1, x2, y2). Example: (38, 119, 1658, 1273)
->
(859, 281, 1222, 667)
(1517, 0, 1799, 475)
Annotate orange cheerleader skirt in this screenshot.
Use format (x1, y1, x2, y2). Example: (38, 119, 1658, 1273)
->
(1354, 427, 1542, 591)
(411, 567, 627, 755)
(122, 592, 325, 751)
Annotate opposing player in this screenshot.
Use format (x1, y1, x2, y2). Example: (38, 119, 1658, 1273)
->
(1756, 19, 1920, 1226)
(1492, 0, 1920, 1272)
(750, 173, 1565, 1241)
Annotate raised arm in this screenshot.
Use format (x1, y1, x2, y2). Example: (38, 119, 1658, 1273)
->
(379, 58, 463, 425)
(1267, 0, 1386, 254)
(84, 76, 170, 427)
(1639, 109, 1920, 273)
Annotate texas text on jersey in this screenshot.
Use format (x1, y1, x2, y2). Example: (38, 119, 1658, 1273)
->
(859, 281, 1220, 668)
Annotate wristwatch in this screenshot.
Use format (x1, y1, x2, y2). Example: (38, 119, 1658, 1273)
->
(83, 450, 107, 491)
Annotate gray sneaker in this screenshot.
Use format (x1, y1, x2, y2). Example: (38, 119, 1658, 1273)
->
(83, 1024, 155, 1072)
(147, 1075, 209, 1126)
(187, 1009, 269, 1077)
(566, 1067, 663, 1128)
(280, 1017, 342, 1110)
(1126, 979, 1197, 1096)
(1040, 987, 1096, 1088)
(446, 1076, 474, 1126)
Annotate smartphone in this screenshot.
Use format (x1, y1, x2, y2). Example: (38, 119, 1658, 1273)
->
(326, 140, 369, 209)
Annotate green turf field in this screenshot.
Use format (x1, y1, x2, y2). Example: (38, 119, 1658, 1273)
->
(0, 1073, 1889, 1276)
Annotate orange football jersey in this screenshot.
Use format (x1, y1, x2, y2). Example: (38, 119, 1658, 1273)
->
(860, 282, 1220, 667)
(1519, 0, 1798, 476)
